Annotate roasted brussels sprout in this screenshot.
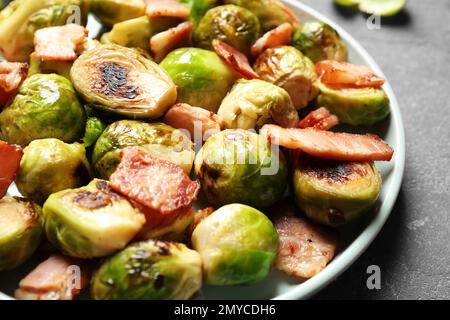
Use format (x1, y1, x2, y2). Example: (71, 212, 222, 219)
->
(100, 16, 180, 52)
(0, 74, 86, 147)
(71, 44, 177, 119)
(15, 139, 91, 205)
(316, 80, 390, 126)
(192, 204, 278, 285)
(223, 0, 298, 32)
(42, 179, 145, 258)
(195, 129, 288, 208)
(0, 0, 88, 62)
(89, 0, 146, 27)
(0, 197, 42, 271)
(293, 21, 348, 63)
(253, 46, 318, 109)
(92, 120, 194, 179)
(293, 154, 382, 227)
(160, 48, 237, 112)
(193, 5, 260, 55)
(218, 79, 299, 130)
(91, 240, 202, 300)
(28, 58, 72, 80)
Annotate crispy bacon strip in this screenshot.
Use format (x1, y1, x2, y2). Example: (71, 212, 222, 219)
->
(261, 124, 394, 161)
(212, 39, 260, 80)
(273, 203, 337, 281)
(32, 24, 88, 62)
(251, 23, 293, 58)
(164, 103, 223, 142)
(110, 147, 200, 215)
(0, 62, 28, 107)
(145, 0, 190, 19)
(151, 22, 193, 63)
(15, 255, 90, 300)
(298, 107, 339, 131)
(316, 60, 385, 88)
(0, 141, 23, 198)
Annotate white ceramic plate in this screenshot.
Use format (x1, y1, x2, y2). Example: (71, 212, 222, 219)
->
(0, 0, 405, 300)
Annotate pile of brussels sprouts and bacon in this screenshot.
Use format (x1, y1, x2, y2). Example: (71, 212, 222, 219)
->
(0, 0, 393, 300)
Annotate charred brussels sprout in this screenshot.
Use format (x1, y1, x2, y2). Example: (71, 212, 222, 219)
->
(316, 80, 390, 126)
(293, 21, 348, 63)
(195, 130, 288, 208)
(42, 179, 145, 258)
(0, 197, 42, 271)
(0, 74, 86, 147)
(160, 48, 237, 112)
(89, 0, 146, 27)
(218, 79, 298, 130)
(92, 120, 194, 179)
(253, 46, 318, 109)
(15, 139, 91, 205)
(71, 44, 177, 119)
(293, 154, 382, 227)
(223, 0, 298, 32)
(91, 240, 202, 300)
(192, 204, 278, 285)
(0, 0, 88, 62)
(193, 5, 260, 55)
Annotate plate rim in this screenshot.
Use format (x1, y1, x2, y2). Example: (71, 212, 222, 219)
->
(0, 0, 406, 301)
(273, 0, 406, 300)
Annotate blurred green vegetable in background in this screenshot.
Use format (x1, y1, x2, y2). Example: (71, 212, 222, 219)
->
(0, 0, 88, 62)
(335, 0, 407, 17)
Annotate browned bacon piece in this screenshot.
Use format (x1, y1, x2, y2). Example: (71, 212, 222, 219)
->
(212, 39, 260, 80)
(261, 125, 394, 162)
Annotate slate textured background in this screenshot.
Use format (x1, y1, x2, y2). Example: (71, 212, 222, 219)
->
(298, 0, 450, 300)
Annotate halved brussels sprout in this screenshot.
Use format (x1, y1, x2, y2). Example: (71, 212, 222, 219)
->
(42, 179, 146, 258)
(15, 139, 92, 205)
(218, 79, 299, 130)
(0, 0, 88, 62)
(91, 240, 202, 300)
(92, 120, 194, 179)
(195, 129, 288, 208)
(316, 80, 390, 126)
(193, 5, 260, 55)
(0, 74, 86, 147)
(293, 154, 382, 227)
(253, 46, 318, 109)
(0, 197, 42, 271)
(223, 0, 298, 32)
(100, 16, 180, 52)
(192, 204, 278, 285)
(71, 44, 177, 119)
(293, 21, 348, 63)
(89, 0, 146, 27)
(160, 47, 237, 112)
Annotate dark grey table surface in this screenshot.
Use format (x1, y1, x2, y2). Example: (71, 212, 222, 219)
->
(298, 0, 450, 300)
